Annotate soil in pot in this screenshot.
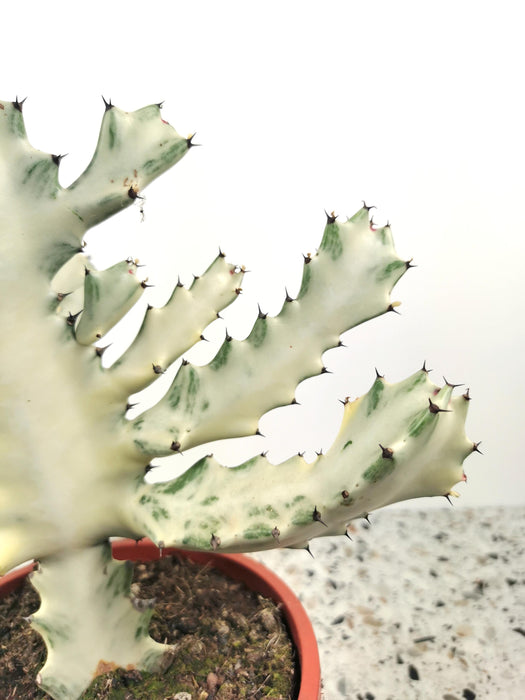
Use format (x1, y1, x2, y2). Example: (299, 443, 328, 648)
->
(0, 554, 297, 699)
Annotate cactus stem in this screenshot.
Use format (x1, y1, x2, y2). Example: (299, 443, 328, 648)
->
(210, 534, 221, 551)
(313, 506, 327, 527)
(379, 444, 394, 459)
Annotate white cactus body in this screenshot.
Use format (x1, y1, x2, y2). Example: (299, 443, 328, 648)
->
(0, 98, 476, 699)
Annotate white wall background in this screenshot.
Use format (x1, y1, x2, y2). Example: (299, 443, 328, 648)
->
(3, 1, 523, 508)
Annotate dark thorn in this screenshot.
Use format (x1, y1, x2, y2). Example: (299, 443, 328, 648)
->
(341, 490, 350, 499)
(463, 388, 471, 400)
(144, 464, 155, 474)
(272, 526, 280, 542)
(321, 366, 331, 374)
(443, 376, 464, 389)
(158, 541, 164, 556)
(156, 101, 165, 109)
(52, 153, 67, 166)
(313, 506, 328, 527)
(428, 398, 451, 414)
(305, 544, 314, 558)
(298, 451, 305, 457)
(152, 363, 165, 375)
(325, 210, 337, 224)
(128, 186, 140, 200)
(413, 635, 436, 644)
(141, 280, 153, 289)
(210, 533, 221, 551)
(339, 396, 350, 405)
(375, 368, 384, 380)
(102, 96, 113, 111)
(444, 494, 454, 506)
(363, 513, 371, 524)
(370, 216, 376, 229)
(379, 444, 394, 459)
(200, 334, 208, 342)
(126, 402, 138, 411)
(387, 303, 401, 314)
(285, 288, 294, 303)
(290, 398, 299, 405)
(406, 258, 416, 269)
(472, 441, 483, 454)
(13, 96, 27, 112)
(303, 253, 312, 264)
(255, 428, 265, 437)
(96, 333, 102, 339)
(95, 345, 111, 358)
(337, 340, 346, 347)
(345, 530, 353, 541)
(258, 305, 268, 320)
(225, 333, 232, 342)
(56, 292, 70, 302)
(176, 277, 184, 288)
(421, 360, 432, 373)
(235, 287, 242, 295)
(66, 311, 81, 326)
(260, 450, 268, 457)
(315, 449, 323, 456)
(218, 248, 226, 258)
(362, 200, 376, 212)
(187, 133, 201, 148)
(84, 266, 90, 276)
(181, 358, 189, 365)
(216, 312, 223, 319)
(170, 441, 181, 452)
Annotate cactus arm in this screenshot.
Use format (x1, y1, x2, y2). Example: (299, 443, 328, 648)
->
(106, 254, 244, 397)
(123, 369, 474, 552)
(126, 209, 409, 458)
(29, 544, 172, 700)
(65, 103, 190, 228)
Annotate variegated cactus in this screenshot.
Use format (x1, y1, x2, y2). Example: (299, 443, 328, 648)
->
(0, 98, 477, 700)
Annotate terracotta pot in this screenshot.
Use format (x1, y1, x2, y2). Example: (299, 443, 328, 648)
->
(1, 540, 322, 700)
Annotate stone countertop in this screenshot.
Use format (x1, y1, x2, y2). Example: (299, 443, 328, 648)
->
(252, 505, 525, 700)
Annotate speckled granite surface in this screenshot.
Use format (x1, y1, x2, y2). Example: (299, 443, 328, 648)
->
(252, 506, 525, 700)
